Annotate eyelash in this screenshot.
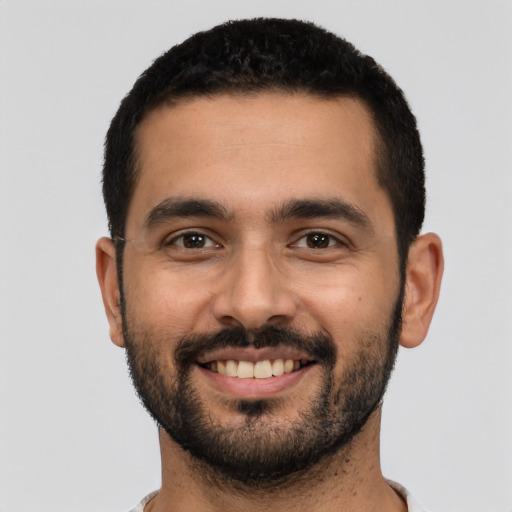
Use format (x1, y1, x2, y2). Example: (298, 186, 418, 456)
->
(165, 231, 220, 249)
(291, 232, 346, 249)
(164, 230, 347, 250)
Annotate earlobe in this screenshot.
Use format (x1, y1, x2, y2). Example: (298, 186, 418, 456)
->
(399, 233, 444, 349)
(96, 237, 125, 348)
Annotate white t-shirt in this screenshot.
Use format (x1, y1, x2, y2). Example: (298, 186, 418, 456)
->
(129, 490, 158, 512)
(389, 480, 429, 512)
(128, 481, 428, 511)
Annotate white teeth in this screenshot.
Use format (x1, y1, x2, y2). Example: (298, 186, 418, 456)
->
(254, 360, 273, 379)
(225, 359, 238, 377)
(284, 359, 295, 373)
(237, 360, 254, 379)
(271, 359, 284, 376)
(217, 360, 227, 376)
(207, 358, 308, 378)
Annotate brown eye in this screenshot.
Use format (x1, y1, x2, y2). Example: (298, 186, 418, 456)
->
(183, 234, 206, 248)
(169, 232, 217, 249)
(306, 233, 331, 249)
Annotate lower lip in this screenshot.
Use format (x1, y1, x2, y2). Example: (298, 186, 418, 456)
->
(195, 364, 316, 399)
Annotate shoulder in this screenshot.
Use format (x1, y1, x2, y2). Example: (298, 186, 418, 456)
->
(387, 480, 430, 512)
(127, 490, 159, 512)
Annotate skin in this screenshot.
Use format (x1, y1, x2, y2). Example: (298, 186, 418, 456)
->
(97, 93, 444, 511)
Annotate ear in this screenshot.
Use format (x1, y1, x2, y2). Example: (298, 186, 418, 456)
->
(400, 233, 444, 348)
(96, 237, 125, 347)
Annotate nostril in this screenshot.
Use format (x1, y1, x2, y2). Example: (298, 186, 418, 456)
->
(210, 267, 298, 330)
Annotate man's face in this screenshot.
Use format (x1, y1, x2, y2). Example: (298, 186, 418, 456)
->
(120, 93, 402, 483)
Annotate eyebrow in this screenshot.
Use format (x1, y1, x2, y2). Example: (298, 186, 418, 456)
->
(269, 198, 373, 230)
(145, 198, 232, 230)
(144, 196, 372, 232)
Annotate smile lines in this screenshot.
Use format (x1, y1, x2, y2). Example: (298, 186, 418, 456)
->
(202, 358, 312, 379)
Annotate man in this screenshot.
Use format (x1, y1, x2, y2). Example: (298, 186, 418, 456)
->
(96, 18, 443, 512)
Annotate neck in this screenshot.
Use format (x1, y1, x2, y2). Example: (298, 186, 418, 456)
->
(146, 409, 407, 512)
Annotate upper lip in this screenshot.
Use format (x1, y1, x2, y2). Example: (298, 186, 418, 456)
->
(196, 346, 313, 364)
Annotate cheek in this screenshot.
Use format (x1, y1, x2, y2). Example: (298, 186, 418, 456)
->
(295, 264, 398, 338)
(123, 260, 214, 334)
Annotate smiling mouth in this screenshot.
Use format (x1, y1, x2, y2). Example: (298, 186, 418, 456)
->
(199, 358, 315, 379)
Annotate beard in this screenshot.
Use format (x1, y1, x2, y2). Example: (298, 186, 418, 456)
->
(122, 289, 403, 488)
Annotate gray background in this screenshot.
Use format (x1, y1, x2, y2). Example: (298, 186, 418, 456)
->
(1, 1, 511, 511)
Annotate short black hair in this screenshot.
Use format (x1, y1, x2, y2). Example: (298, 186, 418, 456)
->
(103, 18, 425, 266)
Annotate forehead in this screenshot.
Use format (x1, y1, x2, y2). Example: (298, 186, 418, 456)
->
(127, 93, 391, 235)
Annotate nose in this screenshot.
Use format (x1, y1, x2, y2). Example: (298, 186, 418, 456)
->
(211, 246, 298, 330)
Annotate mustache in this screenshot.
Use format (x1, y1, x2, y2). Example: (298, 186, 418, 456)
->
(174, 325, 337, 368)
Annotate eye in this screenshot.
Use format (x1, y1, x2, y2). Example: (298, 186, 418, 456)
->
(292, 232, 342, 249)
(167, 232, 219, 249)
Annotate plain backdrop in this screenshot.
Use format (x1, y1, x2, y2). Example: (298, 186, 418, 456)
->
(1, 1, 511, 511)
